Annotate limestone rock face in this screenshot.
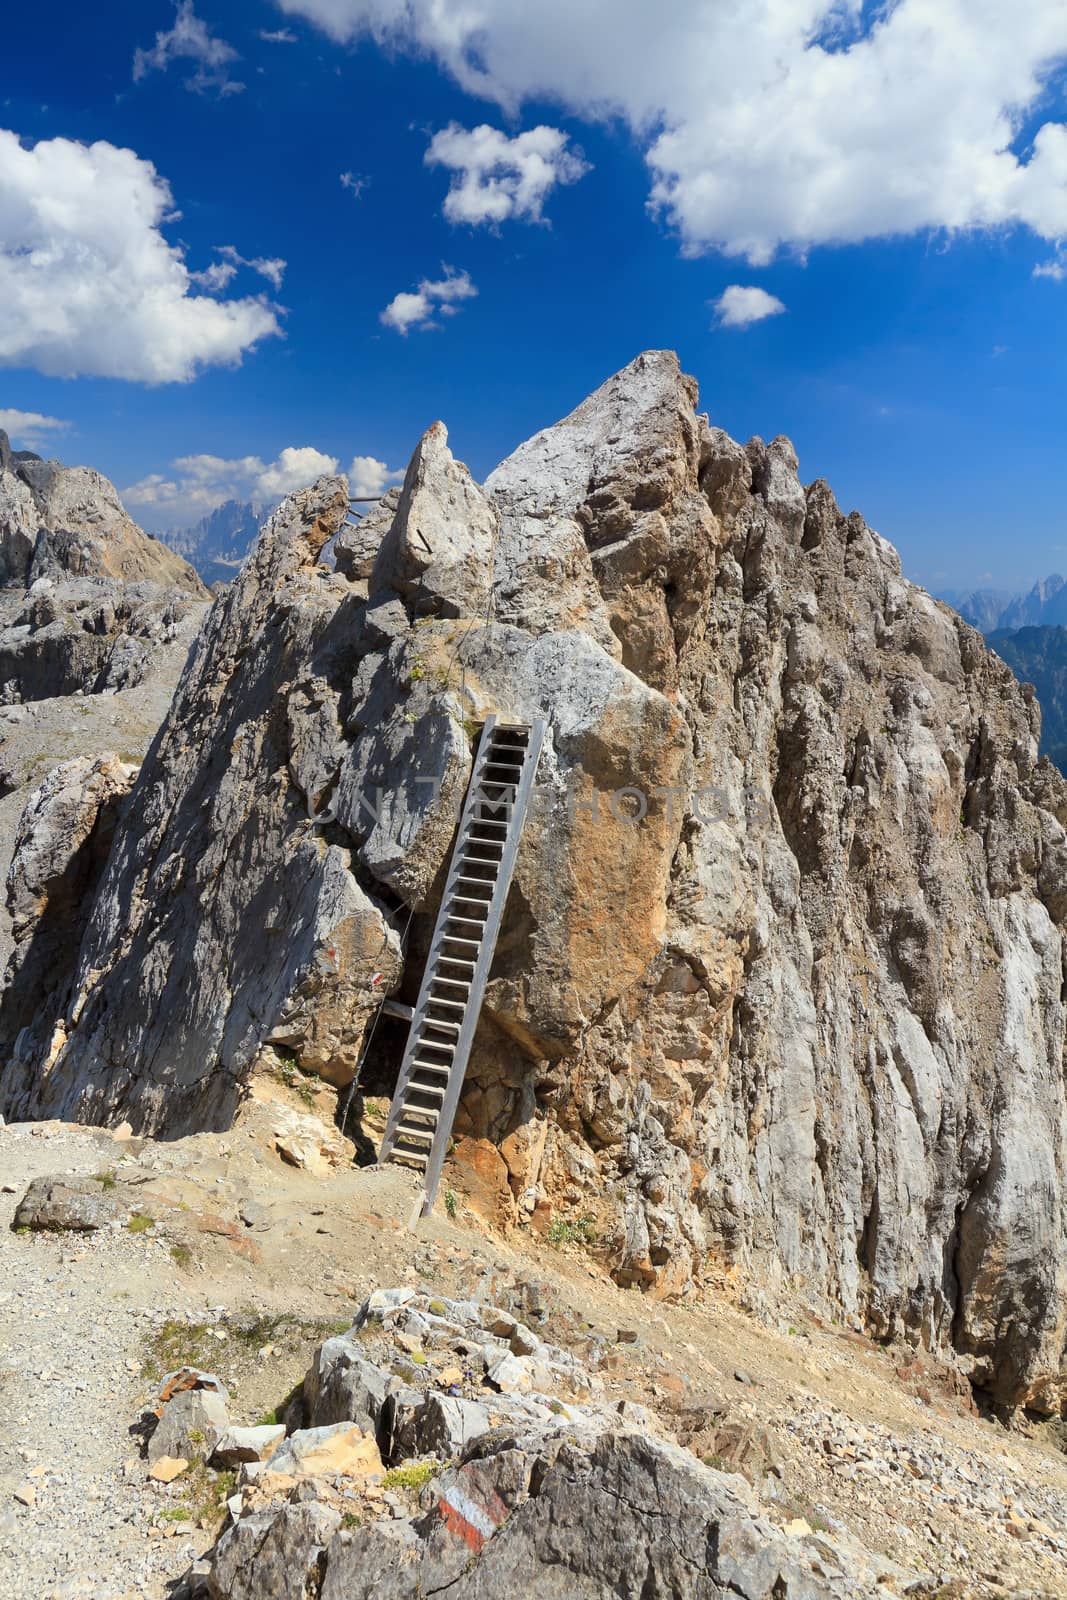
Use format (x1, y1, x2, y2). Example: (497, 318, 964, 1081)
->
(0, 432, 206, 595)
(0, 479, 401, 1132)
(5, 356, 1067, 1413)
(0, 753, 136, 1100)
(0, 577, 204, 703)
(0, 432, 207, 706)
(371, 423, 496, 619)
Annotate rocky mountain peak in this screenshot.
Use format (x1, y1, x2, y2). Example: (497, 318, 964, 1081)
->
(3, 352, 1067, 1420)
(0, 432, 206, 595)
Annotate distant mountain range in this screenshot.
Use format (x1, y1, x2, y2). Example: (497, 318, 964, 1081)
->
(157, 499, 268, 586)
(936, 576, 1067, 775)
(940, 574, 1067, 633)
(987, 626, 1067, 774)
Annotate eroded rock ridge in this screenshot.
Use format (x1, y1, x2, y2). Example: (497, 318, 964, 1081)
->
(3, 355, 1067, 1416)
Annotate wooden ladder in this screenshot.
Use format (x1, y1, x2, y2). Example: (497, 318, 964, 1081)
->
(380, 714, 546, 1215)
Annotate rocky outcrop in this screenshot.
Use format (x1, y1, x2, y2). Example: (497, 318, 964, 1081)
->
(0, 431, 207, 704)
(0, 577, 204, 703)
(5, 354, 1067, 1415)
(200, 1283, 917, 1600)
(0, 431, 205, 595)
(0, 479, 401, 1132)
(0, 753, 135, 1085)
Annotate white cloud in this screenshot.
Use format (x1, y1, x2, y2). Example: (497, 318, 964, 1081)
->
(191, 250, 286, 293)
(122, 448, 339, 526)
(216, 244, 287, 290)
(380, 267, 477, 334)
(276, 0, 1067, 264)
(349, 454, 405, 498)
(0, 408, 69, 450)
(260, 27, 297, 43)
(0, 129, 282, 383)
(122, 445, 402, 527)
(426, 123, 589, 226)
(133, 0, 243, 97)
(340, 171, 370, 199)
(713, 285, 786, 329)
(1034, 249, 1067, 280)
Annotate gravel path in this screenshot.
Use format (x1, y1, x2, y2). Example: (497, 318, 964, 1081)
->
(0, 1124, 207, 1600)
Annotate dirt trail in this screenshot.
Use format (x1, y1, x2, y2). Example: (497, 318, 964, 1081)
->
(2, 1078, 1067, 1600)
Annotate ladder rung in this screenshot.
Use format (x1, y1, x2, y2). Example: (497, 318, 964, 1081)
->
(427, 997, 466, 1011)
(398, 1110, 438, 1130)
(396, 1131, 434, 1151)
(441, 935, 480, 947)
(431, 977, 471, 991)
(422, 1018, 461, 1033)
(396, 1124, 436, 1144)
(408, 1083, 446, 1099)
(438, 956, 476, 969)
(468, 818, 509, 829)
(446, 915, 487, 927)
(412, 1059, 451, 1076)
(456, 876, 493, 888)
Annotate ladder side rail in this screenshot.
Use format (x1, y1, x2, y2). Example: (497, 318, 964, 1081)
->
(418, 718, 546, 1214)
(379, 715, 500, 1160)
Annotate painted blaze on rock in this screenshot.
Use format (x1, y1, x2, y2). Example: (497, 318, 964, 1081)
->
(5, 352, 1067, 1416)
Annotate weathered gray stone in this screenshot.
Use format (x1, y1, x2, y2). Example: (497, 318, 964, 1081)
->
(413, 1393, 491, 1456)
(303, 1336, 392, 1429)
(209, 1501, 340, 1600)
(0, 578, 205, 703)
(211, 1424, 286, 1467)
(0, 754, 135, 1089)
(149, 1387, 230, 1464)
(0, 478, 401, 1129)
(11, 1175, 121, 1232)
(0, 436, 205, 595)
(371, 423, 496, 620)
(312, 1429, 874, 1599)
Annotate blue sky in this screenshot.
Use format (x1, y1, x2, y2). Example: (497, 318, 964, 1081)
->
(2, 0, 1067, 594)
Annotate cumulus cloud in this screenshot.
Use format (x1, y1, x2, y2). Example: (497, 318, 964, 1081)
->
(122, 446, 340, 526)
(122, 445, 403, 527)
(349, 454, 405, 498)
(713, 285, 786, 329)
(426, 123, 589, 226)
(0, 129, 282, 383)
(133, 0, 243, 97)
(380, 267, 477, 334)
(276, 0, 1067, 264)
(0, 408, 70, 449)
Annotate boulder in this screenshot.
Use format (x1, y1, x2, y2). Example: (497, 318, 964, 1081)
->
(12, 1175, 122, 1232)
(370, 424, 496, 620)
(307, 1428, 877, 1600)
(212, 1424, 286, 1467)
(209, 1501, 340, 1600)
(264, 1422, 384, 1484)
(149, 1386, 230, 1464)
(303, 1336, 393, 1430)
